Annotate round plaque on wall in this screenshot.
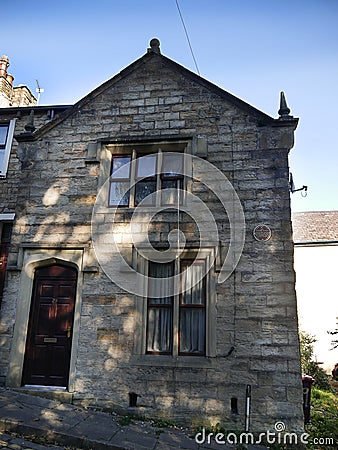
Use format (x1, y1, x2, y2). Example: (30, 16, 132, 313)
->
(253, 224, 272, 241)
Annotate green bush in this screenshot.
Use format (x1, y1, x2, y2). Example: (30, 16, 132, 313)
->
(306, 387, 338, 449)
(299, 331, 332, 391)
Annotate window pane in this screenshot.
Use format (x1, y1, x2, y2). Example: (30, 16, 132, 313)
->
(0, 150, 4, 172)
(149, 261, 174, 277)
(147, 307, 172, 353)
(148, 261, 174, 301)
(147, 261, 174, 353)
(181, 262, 205, 305)
(179, 260, 206, 355)
(161, 179, 183, 205)
(109, 181, 130, 206)
(162, 153, 183, 177)
(0, 125, 8, 147)
(137, 155, 156, 178)
(135, 180, 156, 205)
(162, 179, 181, 189)
(111, 156, 131, 179)
(179, 308, 205, 354)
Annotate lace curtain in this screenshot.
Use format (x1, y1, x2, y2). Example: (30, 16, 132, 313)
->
(147, 260, 205, 355)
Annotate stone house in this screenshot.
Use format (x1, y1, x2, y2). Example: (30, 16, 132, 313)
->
(0, 39, 304, 431)
(293, 211, 338, 373)
(0, 55, 37, 108)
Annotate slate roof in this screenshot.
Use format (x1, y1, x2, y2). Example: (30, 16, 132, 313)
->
(292, 211, 338, 243)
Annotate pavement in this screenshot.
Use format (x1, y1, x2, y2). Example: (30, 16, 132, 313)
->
(0, 432, 65, 450)
(0, 387, 269, 450)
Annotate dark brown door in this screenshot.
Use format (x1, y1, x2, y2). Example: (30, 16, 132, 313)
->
(22, 264, 77, 387)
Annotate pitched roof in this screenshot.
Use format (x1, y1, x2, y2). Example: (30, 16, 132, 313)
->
(14, 40, 298, 142)
(292, 211, 338, 243)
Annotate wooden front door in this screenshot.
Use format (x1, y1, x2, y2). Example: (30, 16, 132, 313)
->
(22, 264, 77, 387)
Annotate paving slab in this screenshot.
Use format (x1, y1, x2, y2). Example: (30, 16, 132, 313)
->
(156, 429, 199, 449)
(109, 422, 161, 449)
(0, 388, 270, 450)
(17, 396, 61, 410)
(0, 402, 43, 425)
(109, 428, 158, 450)
(0, 433, 64, 450)
(69, 412, 120, 441)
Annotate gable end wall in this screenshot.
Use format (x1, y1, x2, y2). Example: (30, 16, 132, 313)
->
(0, 55, 303, 431)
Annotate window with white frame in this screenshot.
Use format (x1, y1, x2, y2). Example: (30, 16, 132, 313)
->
(147, 257, 206, 355)
(109, 142, 188, 207)
(0, 119, 16, 177)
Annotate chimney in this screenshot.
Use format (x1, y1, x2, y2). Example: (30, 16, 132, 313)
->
(0, 55, 9, 78)
(6, 74, 14, 85)
(0, 54, 36, 107)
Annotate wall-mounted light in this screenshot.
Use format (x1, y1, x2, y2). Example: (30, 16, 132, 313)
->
(289, 172, 308, 197)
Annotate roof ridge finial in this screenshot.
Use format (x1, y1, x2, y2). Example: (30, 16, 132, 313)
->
(147, 38, 161, 54)
(278, 91, 292, 119)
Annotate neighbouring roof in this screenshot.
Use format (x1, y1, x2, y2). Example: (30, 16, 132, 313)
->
(292, 211, 338, 244)
(0, 105, 72, 116)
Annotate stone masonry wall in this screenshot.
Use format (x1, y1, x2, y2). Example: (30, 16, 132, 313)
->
(0, 107, 70, 214)
(0, 106, 70, 381)
(0, 52, 304, 431)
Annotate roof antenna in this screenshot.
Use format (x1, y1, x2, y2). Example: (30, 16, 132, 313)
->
(35, 79, 44, 105)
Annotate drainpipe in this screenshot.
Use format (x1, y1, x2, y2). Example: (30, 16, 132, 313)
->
(245, 384, 251, 432)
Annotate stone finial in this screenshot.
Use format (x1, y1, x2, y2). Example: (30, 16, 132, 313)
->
(24, 109, 36, 133)
(147, 38, 161, 54)
(278, 91, 292, 119)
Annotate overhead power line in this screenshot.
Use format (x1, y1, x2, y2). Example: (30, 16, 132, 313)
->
(175, 0, 200, 76)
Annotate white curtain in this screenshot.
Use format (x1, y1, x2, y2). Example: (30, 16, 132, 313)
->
(147, 262, 174, 353)
(146, 261, 206, 355)
(179, 263, 206, 354)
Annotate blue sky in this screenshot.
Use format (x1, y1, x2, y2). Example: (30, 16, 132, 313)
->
(1, 0, 337, 212)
